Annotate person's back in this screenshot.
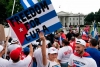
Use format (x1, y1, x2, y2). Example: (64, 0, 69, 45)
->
(8, 44, 33, 67)
(57, 39, 73, 67)
(9, 55, 32, 67)
(34, 47, 48, 67)
(58, 46, 73, 63)
(86, 39, 100, 67)
(0, 57, 9, 67)
(86, 48, 100, 67)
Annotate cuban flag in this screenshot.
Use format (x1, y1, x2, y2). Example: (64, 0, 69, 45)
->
(20, 0, 42, 9)
(6, 0, 62, 48)
(91, 22, 98, 40)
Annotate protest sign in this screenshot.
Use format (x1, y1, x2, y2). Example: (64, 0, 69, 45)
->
(0, 24, 5, 41)
(6, 0, 62, 47)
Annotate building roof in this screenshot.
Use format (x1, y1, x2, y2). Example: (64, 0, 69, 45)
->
(57, 11, 70, 16)
(57, 11, 86, 17)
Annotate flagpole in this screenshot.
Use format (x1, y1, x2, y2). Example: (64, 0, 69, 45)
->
(4, 0, 16, 59)
(11, 0, 16, 16)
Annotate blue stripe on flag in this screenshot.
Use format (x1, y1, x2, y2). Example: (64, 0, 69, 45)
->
(27, 0, 35, 7)
(20, 0, 51, 9)
(20, 0, 28, 9)
(8, 0, 52, 20)
(39, 10, 57, 23)
(22, 22, 62, 45)
(29, 10, 57, 28)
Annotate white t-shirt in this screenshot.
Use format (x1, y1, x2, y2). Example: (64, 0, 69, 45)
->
(8, 55, 32, 67)
(0, 58, 9, 67)
(57, 46, 73, 63)
(34, 48, 48, 67)
(68, 54, 97, 67)
(8, 44, 21, 52)
(44, 60, 61, 67)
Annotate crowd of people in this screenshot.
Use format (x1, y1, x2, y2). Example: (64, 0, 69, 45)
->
(0, 28, 100, 67)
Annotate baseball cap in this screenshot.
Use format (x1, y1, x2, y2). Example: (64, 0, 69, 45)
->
(11, 38, 18, 43)
(10, 47, 22, 61)
(76, 39, 86, 46)
(0, 45, 3, 52)
(48, 47, 58, 54)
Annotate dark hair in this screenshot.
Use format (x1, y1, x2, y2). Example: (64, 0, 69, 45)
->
(13, 57, 20, 63)
(75, 33, 80, 37)
(90, 39, 98, 47)
(62, 39, 69, 46)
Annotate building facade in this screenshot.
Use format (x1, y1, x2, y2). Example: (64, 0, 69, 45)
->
(57, 11, 86, 27)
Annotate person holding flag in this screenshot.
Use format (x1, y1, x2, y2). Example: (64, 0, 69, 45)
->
(82, 27, 89, 43)
(91, 21, 98, 41)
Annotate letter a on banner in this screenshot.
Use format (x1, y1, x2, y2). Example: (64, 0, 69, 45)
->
(20, 0, 42, 9)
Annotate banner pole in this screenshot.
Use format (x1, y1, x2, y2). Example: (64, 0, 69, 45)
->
(4, 28, 11, 59)
(11, 0, 16, 16)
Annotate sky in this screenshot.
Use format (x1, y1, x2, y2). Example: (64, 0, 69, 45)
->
(51, 0, 100, 15)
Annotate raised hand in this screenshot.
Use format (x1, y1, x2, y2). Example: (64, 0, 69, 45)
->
(39, 32, 45, 41)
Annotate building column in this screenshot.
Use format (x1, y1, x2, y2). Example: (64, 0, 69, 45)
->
(63, 17, 66, 27)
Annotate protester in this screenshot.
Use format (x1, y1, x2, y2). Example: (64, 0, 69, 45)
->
(52, 41, 60, 50)
(66, 29, 75, 41)
(8, 38, 21, 53)
(57, 39, 73, 67)
(69, 37, 76, 52)
(8, 44, 33, 67)
(34, 40, 49, 67)
(60, 30, 67, 39)
(86, 39, 100, 67)
(82, 28, 89, 43)
(40, 32, 61, 67)
(68, 39, 97, 67)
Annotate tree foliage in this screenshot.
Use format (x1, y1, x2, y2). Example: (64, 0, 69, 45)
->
(85, 9, 100, 25)
(0, 0, 23, 26)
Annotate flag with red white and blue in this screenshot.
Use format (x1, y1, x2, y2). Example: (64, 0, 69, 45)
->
(6, 0, 62, 47)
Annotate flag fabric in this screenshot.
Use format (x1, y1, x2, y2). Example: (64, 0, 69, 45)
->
(6, 0, 62, 48)
(20, 0, 42, 9)
(91, 22, 98, 40)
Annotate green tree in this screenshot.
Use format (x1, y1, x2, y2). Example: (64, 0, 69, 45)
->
(84, 12, 94, 22)
(95, 9, 100, 22)
(0, 0, 7, 25)
(0, 0, 23, 26)
(6, 0, 23, 17)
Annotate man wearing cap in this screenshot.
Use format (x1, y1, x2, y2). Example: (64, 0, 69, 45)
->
(68, 39, 97, 67)
(8, 38, 21, 53)
(0, 45, 9, 67)
(8, 44, 33, 67)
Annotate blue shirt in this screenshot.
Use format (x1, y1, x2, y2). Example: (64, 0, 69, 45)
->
(86, 47, 100, 67)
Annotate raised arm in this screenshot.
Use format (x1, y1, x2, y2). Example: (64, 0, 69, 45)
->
(39, 32, 47, 66)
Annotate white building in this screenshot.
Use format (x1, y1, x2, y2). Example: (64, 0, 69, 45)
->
(57, 11, 86, 27)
